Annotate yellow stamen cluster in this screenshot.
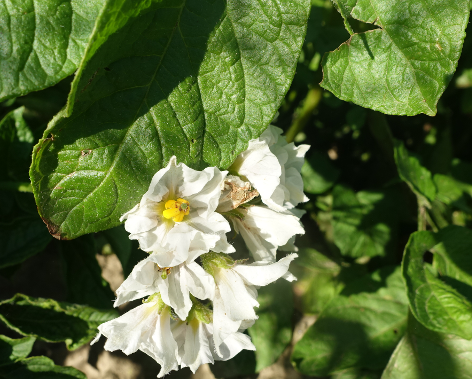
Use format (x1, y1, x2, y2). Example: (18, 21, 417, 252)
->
(162, 198, 190, 222)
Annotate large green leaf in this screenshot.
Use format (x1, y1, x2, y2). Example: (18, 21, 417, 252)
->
(331, 185, 399, 258)
(0, 0, 104, 101)
(0, 356, 86, 379)
(0, 294, 117, 350)
(382, 313, 472, 379)
(0, 336, 35, 366)
(291, 267, 408, 376)
(60, 235, 115, 308)
(402, 226, 472, 339)
(248, 279, 293, 372)
(0, 217, 51, 269)
(321, 0, 469, 116)
(30, 0, 310, 240)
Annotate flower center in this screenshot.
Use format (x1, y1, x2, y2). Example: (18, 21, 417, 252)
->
(162, 198, 190, 222)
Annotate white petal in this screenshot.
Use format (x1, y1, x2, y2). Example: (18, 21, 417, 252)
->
(98, 301, 160, 355)
(183, 166, 227, 217)
(141, 310, 179, 378)
(143, 156, 181, 203)
(234, 206, 304, 262)
(232, 216, 276, 262)
(158, 265, 192, 321)
(259, 124, 282, 146)
(114, 257, 158, 307)
(215, 332, 256, 361)
(246, 206, 304, 247)
(212, 291, 242, 357)
(233, 253, 298, 287)
(231, 139, 281, 208)
(122, 202, 159, 234)
(216, 268, 259, 321)
(184, 262, 215, 301)
(182, 320, 214, 373)
(119, 203, 139, 222)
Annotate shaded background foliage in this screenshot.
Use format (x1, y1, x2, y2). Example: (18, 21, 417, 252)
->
(1, 0, 472, 378)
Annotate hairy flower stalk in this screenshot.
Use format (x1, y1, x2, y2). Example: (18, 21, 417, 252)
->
(93, 131, 309, 376)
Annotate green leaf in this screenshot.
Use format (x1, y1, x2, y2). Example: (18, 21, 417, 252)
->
(321, 0, 470, 116)
(0, 0, 105, 101)
(393, 140, 436, 204)
(291, 266, 408, 376)
(382, 313, 472, 379)
(0, 356, 86, 379)
(30, 0, 311, 240)
(295, 248, 341, 314)
(60, 235, 115, 308)
(402, 226, 472, 339)
(433, 173, 471, 213)
(301, 150, 340, 194)
(332, 185, 399, 258)
(0, 336, 35, 366)
(0, 107, 34, 181)
(0, 217, 51, 269)
(248, 279, 293, 372)
(333, 368, 381, 379)
(0, 294, 118, 350)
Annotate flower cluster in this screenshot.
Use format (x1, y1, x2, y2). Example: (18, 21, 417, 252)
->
(92, 126, 309, 377)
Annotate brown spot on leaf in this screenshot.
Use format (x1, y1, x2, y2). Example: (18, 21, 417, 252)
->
(41, 217, 67, 240)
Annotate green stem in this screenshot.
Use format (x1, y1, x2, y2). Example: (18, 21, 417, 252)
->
(285, 86, 322, 143)
(418, 204, 427, 231)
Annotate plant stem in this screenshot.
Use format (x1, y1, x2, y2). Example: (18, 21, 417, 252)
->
(285, 86, 322, 143)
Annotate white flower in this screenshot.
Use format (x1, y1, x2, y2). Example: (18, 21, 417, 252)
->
(91, 296, 179, 378)
(93, 294, 255, 377)
(114, 254, 215, 320)
(171, 312, 255, 373)
(230, 125, 309, 211)
(121, 156, 234, 268)
(202, 253, 298, 355)
(231, 205, 304, 262)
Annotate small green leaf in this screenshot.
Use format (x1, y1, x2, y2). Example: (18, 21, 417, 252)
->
(248, 280, 293, 372)
(332, 185, 399, 258)
(291, 266, 408, 376)
(402, 226, 472, 339)
(0, 356, 86, 379)
(30, 0, 311, 239)
(322, 0, 470, 116)
(0, 294, 117, 350)
(0, 335, 35, 366)
(301, 150, 340, 194)
(0, 0, 105, 101)
(382, 313, 472, 379)
(0, 217, 51, 269)
(394, 140, 436, 204)
(60, 235, 115, 308)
